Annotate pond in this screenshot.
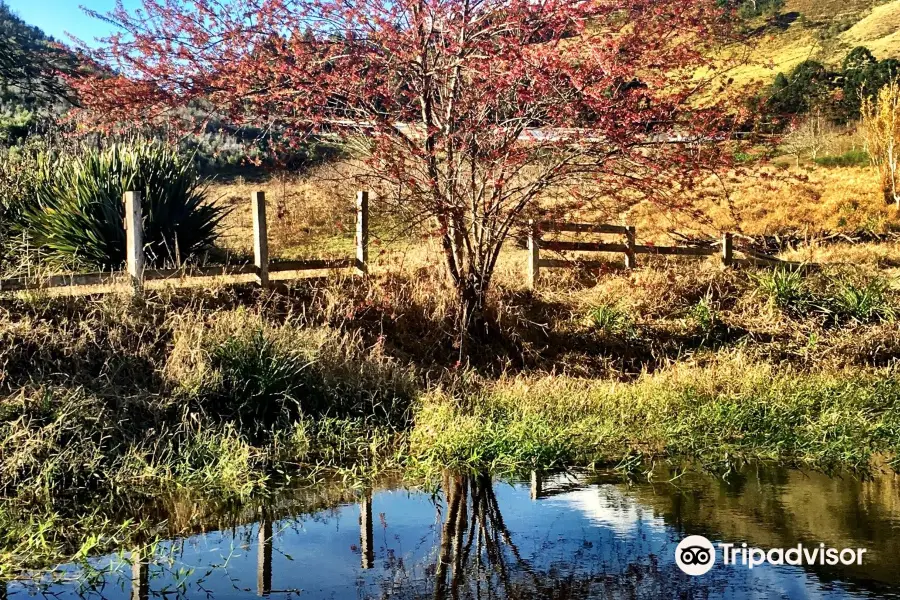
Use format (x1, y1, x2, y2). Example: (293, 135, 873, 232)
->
(4, 465, 900, 599)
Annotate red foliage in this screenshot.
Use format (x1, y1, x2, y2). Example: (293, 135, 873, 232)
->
(72, 0, 746, 321)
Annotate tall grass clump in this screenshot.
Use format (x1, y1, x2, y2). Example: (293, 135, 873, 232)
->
(827, 277, 896, 324)
(588, 304, 633, 335)
(206, 330, 309, 442)
(754, 268, 810, 315)
(167, 310, 416, 444)
(17, 142, 227, 269)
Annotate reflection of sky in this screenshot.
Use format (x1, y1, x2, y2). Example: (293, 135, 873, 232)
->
(549, 484, 668, 536)
(8, 481, 897, 599)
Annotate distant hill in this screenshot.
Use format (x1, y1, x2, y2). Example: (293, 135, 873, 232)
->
(726, 0, 900, 90)
(0, 0, 77, 108)
(839, 1, 900, 60)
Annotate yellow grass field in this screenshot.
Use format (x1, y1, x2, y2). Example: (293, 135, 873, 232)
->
(840, 1, 900, 60)
(720, 0, 900, 94)
(207, 155, 899, 295)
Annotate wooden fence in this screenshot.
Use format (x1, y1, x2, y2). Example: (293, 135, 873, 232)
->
(0, 190, 370, 296)
(527, 220, 790, 289)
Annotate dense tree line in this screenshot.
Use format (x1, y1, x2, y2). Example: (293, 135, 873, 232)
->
(766, 46, 900, 125)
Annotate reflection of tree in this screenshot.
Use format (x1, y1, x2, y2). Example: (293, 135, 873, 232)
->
(428, 471, 721, 600)
(434, 473, 540, 600)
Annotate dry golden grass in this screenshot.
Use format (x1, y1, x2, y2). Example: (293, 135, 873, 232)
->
(779, 240, 900, 267)
(715, 0, 900, 93)
(628, 164, 897, 241)
(840, 0, 900, 59)
(205, 153, 897, 279)
(723, 31, 822, 90)
(209, 162, 363, 260)
(784, 0, 876, 20)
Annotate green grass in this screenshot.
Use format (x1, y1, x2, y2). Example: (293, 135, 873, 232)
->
(588, 303, 633, 335)
(828, 277, 896, 324)
(754, 267, 898, 324)
(410, 359, 900, 475)
(755, 267, 810, 313)
(814, 149, 870, 168)
(689, 292, 720, 340)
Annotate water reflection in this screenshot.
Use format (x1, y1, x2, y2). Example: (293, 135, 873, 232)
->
(257, 517, 273, 596)
(360, 492, 374, 571)
(130, 547, 149, 600)
(6, 465, 900, 599)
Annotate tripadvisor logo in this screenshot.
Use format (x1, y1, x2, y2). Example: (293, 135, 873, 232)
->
(675, 535, 867, 576)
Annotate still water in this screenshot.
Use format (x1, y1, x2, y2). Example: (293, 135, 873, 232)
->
(5, 465, 900, 599)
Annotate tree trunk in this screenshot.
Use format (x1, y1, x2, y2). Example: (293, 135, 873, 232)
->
(457, 274, 489, 337)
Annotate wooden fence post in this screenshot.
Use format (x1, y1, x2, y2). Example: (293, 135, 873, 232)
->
(356, 191, 369, 277)
(124, 192, 144, 298)
(252, 191, 270, 288)
(625, 226, 637, 269)
(722, 232, 733, 267)
(527, 220, 540, 290)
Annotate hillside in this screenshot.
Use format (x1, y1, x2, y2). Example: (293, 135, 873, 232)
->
(727, 0, 900, 90)
(840, 1, 900, 59)
(0, 0, 76, 108)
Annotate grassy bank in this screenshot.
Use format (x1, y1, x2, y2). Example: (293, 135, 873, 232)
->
(1, 260, 899, 496)
(411, 359, 900, 475)
(0, 288, 415, 506)
(2, 259, 900, 575)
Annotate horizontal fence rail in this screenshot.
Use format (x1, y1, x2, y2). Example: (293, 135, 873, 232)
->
(528, 221, 799, 289)
(539, 221, 630, 235)
(634, 245, 719, 257)
(0, 191, 370, 297)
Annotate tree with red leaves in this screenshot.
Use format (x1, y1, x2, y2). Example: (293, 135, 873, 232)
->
(73, 0, 742, 333)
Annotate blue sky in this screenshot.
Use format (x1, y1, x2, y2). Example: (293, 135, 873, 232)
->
(5, 0, 143, 45)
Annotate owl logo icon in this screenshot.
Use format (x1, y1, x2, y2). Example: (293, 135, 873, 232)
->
(676, 535, 715, 575)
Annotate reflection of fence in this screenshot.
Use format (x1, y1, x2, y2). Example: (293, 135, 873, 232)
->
(527, 220, 793, 289)
(0, 191, 370, 296)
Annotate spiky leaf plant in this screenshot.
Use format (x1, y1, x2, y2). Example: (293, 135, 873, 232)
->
(18, 142, 226, 269)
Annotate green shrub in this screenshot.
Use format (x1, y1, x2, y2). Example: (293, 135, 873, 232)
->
(17, 142, 227, 269)
(689, 293, 720, 340)
(0, 106, 36, 146)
